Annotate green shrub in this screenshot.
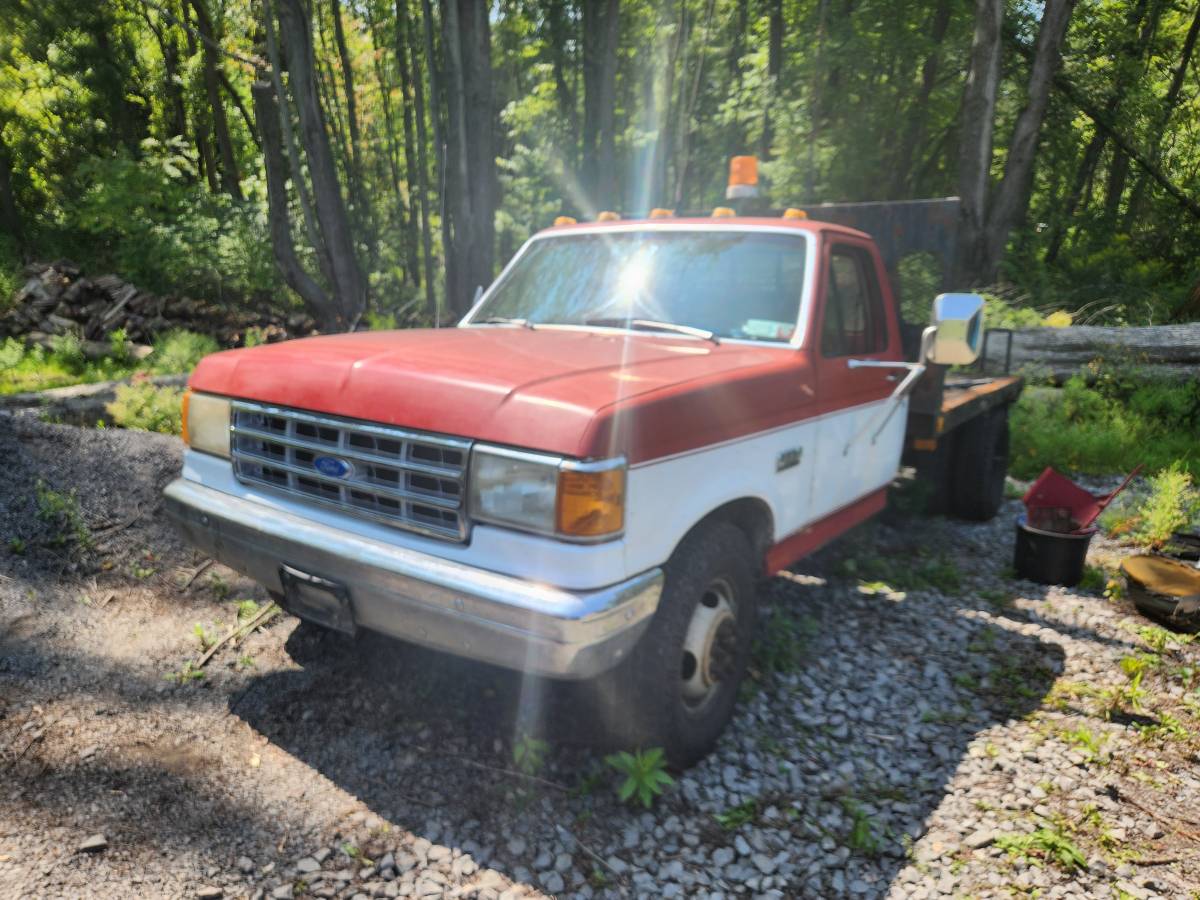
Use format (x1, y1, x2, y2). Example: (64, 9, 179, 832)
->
(1129, 465, 1200, 549)
(1010, 375, 1199, 480)
(105, 382, 184, 434)
(149, 330, 218, 374)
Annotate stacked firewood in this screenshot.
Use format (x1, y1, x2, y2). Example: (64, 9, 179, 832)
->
(1, 261, 314, 354)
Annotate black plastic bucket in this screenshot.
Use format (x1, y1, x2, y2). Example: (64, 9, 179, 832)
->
(1013, 515, 1097, 587)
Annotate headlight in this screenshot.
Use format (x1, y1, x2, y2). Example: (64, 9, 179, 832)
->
(470, 447, 625, 540)
(181, 391, 231, 458)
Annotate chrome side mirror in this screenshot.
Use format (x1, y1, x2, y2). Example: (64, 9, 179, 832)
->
(926, 292, 984, 365)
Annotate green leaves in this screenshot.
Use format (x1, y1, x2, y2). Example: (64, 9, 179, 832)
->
(604, 747, 674, 809)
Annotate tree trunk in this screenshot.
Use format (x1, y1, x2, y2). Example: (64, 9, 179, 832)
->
(889, 0, 952, 198)
(181, 6, 220, 193)
(582, 0, 620, 201)
(978, 0, 1075, 280)
(545, 0, 580, 172)
(0, 126, 23, 252)
(953, 0, 1003, 286)
(190, 0, 243, 200)
(329, 0, 375, 248)
(252, 76, 339, 328)
(408, 3, 437, 316)
(672, 0, 716, 208)
(363, 2, 406, 239)
(1044, 130, 1105, 265)
(263, 0, 330, 285)
(394, 0, 423, 288)
(276, 0, 369, 326)
(440, 0, 495, 317)
(421, 0, 451, 319)
(760, 0, 783, 159)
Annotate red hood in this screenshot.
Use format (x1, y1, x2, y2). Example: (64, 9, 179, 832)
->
(189, 327, 814, 462)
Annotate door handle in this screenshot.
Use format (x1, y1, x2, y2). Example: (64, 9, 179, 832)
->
(843, 358, 927, 453)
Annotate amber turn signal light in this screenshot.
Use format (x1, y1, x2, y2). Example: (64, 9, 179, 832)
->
(180, 389, 192, 445)
(782, 208, 808, 219)
(712, 206, 736, 218)
(553, 215, 577, 226)
(557, 467, 625, 537)
(649, 208, 674, 218)
(596, 210, 621, 221)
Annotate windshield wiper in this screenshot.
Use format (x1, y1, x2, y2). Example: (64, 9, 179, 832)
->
(476, 316, 534, 329)
(585, 316, 719, 344)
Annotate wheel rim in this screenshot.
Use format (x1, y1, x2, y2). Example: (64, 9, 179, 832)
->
(680, 578, 739, 710)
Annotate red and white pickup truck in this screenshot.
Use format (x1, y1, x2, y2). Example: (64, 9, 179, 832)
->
(165, 182, 1021, 765)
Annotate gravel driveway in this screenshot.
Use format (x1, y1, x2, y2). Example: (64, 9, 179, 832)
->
(2, 415, 1198, 900)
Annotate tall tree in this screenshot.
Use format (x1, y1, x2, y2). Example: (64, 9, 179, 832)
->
(189, 0, 243, 199)
(581, 0, 620, 202)
(440, 0, 495, 316)
(275, 0, 369, 326)
(956, 0, 1076, 285)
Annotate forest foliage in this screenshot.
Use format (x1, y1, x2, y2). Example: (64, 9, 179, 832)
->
(1, 0, 1198, 330)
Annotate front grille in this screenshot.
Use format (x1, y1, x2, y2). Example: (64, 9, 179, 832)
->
(229, 400, 471, 541)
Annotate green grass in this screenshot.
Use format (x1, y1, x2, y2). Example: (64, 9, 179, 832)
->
(995, 826, 1087, 871)
(1010, 374, 1199, 480)
(0, 329, 217, 396)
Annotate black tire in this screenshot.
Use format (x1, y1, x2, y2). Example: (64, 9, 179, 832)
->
(949, 406, 1010, 521)
(584, 520, 758, 768)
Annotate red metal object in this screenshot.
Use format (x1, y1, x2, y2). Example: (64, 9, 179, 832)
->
(1022, 465, 1142, 533)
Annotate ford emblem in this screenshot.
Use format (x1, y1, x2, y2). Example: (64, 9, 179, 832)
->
(313, 455, 353, 479)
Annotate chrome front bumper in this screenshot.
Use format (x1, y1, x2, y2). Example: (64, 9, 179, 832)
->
(163, 478, 663, 679)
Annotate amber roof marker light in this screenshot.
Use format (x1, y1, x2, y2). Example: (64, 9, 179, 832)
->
(726, 155, 759, 200)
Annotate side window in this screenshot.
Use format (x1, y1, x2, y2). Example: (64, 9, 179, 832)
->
(821, 245, 886, 357)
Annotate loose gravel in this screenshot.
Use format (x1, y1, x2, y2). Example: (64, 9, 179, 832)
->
(2, 414, 1199, 899)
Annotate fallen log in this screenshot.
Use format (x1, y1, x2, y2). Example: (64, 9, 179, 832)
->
(982, 323, 1200, 382)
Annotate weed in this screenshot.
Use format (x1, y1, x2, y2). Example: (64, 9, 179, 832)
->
(995, 826, 1086, 871)
(149, 330, 219, 375)
(1136, 623, 1192, 655)
(107, 328, 132, 365)
(752, 606, 817, 676)
(1060, 725, 1107, 763)
(106, 382, 183, 434)
(236, 599, 261, 622)
(208, 572, 231, 600)
(236, 654, 256, 670)
(511, 733, 549, 777)
(978, 588, 1012, 609)
(1134, 712, 1189, 741)
(164, 661, 206, 683)
(1099, 670, 1149, 718)
(571, 764, 607, 799)
(714, 799, 758, 831)
(605, 748, 674, 809)
(35, 479, 91, 549)
(842, 799, 882, 855)
(953, 673, 980, 692)
(193, 623, 218, 652)
(8, 537, 25, 554)
(1078, 565, 1109, 594)
(340, 843, 373, 865)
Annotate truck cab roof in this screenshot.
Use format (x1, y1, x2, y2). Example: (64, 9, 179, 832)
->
(539, 215, 874, 243)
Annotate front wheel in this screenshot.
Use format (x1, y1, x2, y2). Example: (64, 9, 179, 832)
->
(585, 520, 758, 768)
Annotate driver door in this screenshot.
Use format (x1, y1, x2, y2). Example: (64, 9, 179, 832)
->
(808, 239, 902, 519)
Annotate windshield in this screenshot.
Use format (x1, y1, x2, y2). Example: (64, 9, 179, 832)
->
(469, 230, 808, 343)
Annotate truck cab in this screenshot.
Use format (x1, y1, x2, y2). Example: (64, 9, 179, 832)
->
(166, 195, 1011, 766)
